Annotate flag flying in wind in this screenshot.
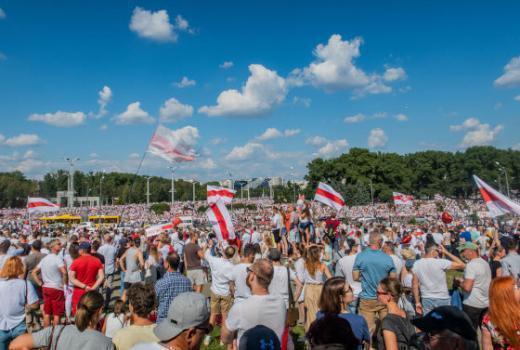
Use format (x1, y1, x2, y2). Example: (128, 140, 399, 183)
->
(148, 125, 197, 163)
(473, 175, 520, 217)
(207, 185, 236, 204)
(145, 222, 174, 237)
(393, 192, 414, 206)
(27, 197, 60, 214)
(206, 200, 235, 241)
(314, 182, 345, 211)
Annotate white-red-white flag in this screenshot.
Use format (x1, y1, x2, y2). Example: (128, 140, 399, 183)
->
(145, 222, 174, 237)
(314, 182, 345, 211)
(27, 197, 60, 214)
(207, 185, 236, 204)
(473, 175, 520, 217)
(393, 192, 414, 206)
(206, 200, 235, 241)
(148, 125, 198, 163)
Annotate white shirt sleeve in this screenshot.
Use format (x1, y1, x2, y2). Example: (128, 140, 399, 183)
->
(27, 281, 39, 305)
(464, 261, 476, 280)
(225, 304, 240, 332)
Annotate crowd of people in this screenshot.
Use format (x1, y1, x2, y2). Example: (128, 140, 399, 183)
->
(0, 196, 519, 350)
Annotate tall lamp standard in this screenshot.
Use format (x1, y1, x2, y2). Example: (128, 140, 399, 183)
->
(99, 170, 105, 209)
(495, 161, 510, 197)
(168, 166, 178, 207)
(65, 157, 79, 208)
(145, 176, 151, 206)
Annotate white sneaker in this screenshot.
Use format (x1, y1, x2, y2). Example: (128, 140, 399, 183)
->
(203, 335, 211, 346)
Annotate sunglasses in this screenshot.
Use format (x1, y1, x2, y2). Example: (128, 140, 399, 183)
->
(195, 323, 213, 335)
(376, 290, 389, 296)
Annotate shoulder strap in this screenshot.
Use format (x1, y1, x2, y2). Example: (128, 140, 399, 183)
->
(287, 267, 294, 307)
(52, 325, 66, 350)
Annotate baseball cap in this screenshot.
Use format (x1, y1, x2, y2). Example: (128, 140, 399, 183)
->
(457, 242, 478, 252)
(239, 325, 281, 350)
(411, 306, 476, 341)
(154, 292, 209, 341)
(267, 248, 281, 262)
(78, 241, 91, 251)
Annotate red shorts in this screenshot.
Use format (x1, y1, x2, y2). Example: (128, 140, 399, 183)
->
(42, 287, 65, 317)
(71, 288, 86, 316)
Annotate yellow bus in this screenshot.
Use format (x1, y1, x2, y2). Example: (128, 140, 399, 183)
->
(39, 214, 82, 228)
(88, 215, 121, 228)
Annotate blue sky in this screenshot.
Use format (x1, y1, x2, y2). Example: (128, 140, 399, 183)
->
(0, 0, 519, 181)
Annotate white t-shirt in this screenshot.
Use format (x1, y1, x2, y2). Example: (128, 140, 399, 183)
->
(412, 258, 452, 299)
(251, 231, 262, 245)
(463, 258, 491, 309)
(335, 254, 362, 298)
(231, 263, 251, 302)
(0, 279, 39, 330)
(225, 294, 286, 345)
(390, 255, 403, 277)
(130, 343, 165, 350)
(38, 253, 65, 290)
(432, 233, 444, 246)
(268, 265, 296, 308)
(204, 250, 234, 296)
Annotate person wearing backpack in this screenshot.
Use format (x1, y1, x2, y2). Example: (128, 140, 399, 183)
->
(376, 277, 416, 350)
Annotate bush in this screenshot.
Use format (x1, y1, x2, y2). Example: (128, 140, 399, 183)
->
(150, 202, 170, 215)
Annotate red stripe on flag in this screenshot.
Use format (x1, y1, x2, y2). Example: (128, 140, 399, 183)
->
(316, 188, 344, 206)
(207, 190, 234, 198)
(28, 202, 59, 208)
(211, 204, 230, 240)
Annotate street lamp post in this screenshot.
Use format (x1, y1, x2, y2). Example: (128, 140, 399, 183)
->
(496, 162, 510, 197)
(99, 170, 105, 209)
(168, 166, 177, 207)
(65, 157, 79, 208)
(145, 177, 151, 206)
(192, 180, 197, 202)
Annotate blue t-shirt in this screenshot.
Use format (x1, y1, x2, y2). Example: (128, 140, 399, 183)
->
(353, 248, 396, 299)
(460, 231, 472, 242)
(316, 311, 370, 348)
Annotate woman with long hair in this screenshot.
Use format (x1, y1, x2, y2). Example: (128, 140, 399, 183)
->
(376, 277, 416, 350)
(0, 256, 39, 350)
(10, 290, 113, 350)
(481, 276, 520, 350)
(299, 245, 332, 331)
(299, 206, 312, 245)
(316, 277, 370, 348)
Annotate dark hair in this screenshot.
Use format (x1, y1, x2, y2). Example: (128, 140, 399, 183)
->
(75, 291, 104, 332)
(31, 240, 42, 251)
(166, 253, 181, 271)
(128, 283, 156, 318)
(379, 277, 402, 303)
(69, 242, 80, 260)
(307, 314, 359, 349)
(319, 277, 346, 314)
(243, 244, 255, 257)
(91, 240, 101, 252)
(224, 246, 236, 259)
(425, 242, 438, 254)
(0, 240, 11, 254)
(113, 299, 125, 317)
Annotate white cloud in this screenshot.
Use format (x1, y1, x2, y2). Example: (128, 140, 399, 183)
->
(174, 15, 192, 32)
(23, 150, 35, 159)
(395, 113, 408, 122)
(368, 128, 388, 149)
(129, 7, 176, 42)
(199, 158, 217, 169)
(14, 159, 44, 173)
(344, 113, 366, 123)
(225, 142, 265, 161)
(3, 134, 44, 147)
(257, 128, 283, 141)
(89, 153, 99, 158)
(113, 102, 154, 125)
(515, 95, 520, 102)
(220, 61, 234, 69)
(28, 111, 86, 127)
(129, 153, 140, 159)
(0, 52, 6, 61)
(169, 126, 199, 148)
(211, 137, 227, 145)
(173, 76, 196, 88)
(305, 136, 327, 146)
(100, 124, 108, 131)
(383, 67, 407, 82)
(292, 96, 311, 108)
(450, 118, 503, 148)
(0, 8, 5, 19)
(284, 129, 300, 137)
(199, 64, 287, 117)
(494, 56, 520, 86)
(97, 86, 112, 117)
(316, 139, 348, 157)
(159, 98, 193, 122)
(512, 143, 520, 151)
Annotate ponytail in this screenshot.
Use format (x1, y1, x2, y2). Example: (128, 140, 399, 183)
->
(75, 291, 104, 332)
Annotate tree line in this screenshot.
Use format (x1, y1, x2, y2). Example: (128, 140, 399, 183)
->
(0, 146, 518, 208)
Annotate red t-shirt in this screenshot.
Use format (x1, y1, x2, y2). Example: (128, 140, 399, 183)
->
(70, 254, 103, 289)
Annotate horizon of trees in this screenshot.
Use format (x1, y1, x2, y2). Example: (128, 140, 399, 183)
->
(0, 146, 518, 208)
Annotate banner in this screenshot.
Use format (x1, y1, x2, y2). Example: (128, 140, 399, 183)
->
(473, 175, 520, 217)
(207, 185, 236, 204)
(393, 192, 414, 206)
(27, 197, 60, 214)
(314, 182, 345, 211)
(206, 200, 235, 241)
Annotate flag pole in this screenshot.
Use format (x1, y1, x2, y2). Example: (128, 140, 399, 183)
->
(27, 197, 33, 235)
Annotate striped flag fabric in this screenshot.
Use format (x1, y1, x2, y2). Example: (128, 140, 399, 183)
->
(473, 175, 520, 217)
(206, 200, 235, 241)
(145, 222, 174, 237)
(393, 192, 414, 206)
(148, 125, 197, 163)
(27, 197, 60, 214)
(207, 185, 236, 204)
(314, 182, 345, 211)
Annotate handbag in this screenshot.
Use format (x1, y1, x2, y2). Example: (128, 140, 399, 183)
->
(286, 267, 299, 327)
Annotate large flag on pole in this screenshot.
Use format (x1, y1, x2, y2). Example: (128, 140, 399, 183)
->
(207, 185, 236, 205)
(27, 197, 60, 214)
(148, 125, 198, 163)
(145, 222, 174, 238)
(473, 175, 520, 217)
(314, 182, 345, 211)
(393, 192, 414, 206)
(206, 200, 235, 241)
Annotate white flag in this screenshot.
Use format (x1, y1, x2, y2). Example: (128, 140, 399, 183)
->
(314, 182, 345, 211)
(206, 200, 235, 241)
(148, 125, 198, 163)
(207, 185, 236, 205)
(473, 175, 520, 217)
(27, 197, 60, 214)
